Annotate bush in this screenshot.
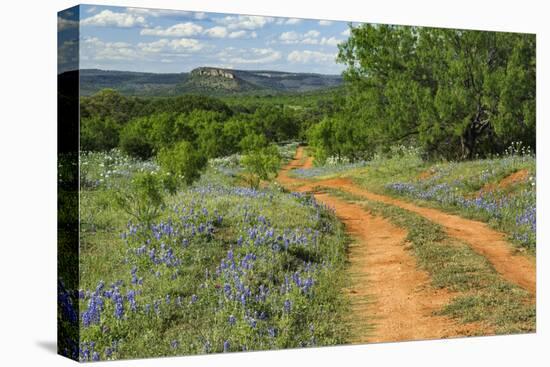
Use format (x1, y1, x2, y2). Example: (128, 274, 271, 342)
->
(241, 144, 281, 189)
(115, 172, 164, 225)
(80, 116, 120, 151)
(119, 117, 154, 159)
(156, 141, 207, 188)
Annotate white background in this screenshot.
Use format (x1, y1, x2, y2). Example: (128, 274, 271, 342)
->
(0, 0, 547, 365)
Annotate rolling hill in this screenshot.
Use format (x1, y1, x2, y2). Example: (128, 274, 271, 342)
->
(79, 67, 343, 96)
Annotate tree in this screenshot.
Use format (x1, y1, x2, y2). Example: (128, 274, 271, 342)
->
(332, 24, 536, 160)
(239, 132, 268, 152)
(240, 144, 281, 189)
(80, 116, 120, 151)
(119, 117, 154, 159)
(156, 141, 207, 187)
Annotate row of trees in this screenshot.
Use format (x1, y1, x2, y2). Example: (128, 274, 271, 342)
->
(81, 90, 308, 157)
(310, 25, 535, 161)
(80, 90, 317, 188)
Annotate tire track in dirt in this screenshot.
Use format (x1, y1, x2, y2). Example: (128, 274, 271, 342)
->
(278, 147, 485, 343)
(310, 177, 536, 296)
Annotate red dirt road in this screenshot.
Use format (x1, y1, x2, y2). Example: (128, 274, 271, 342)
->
(278, 147, 490, 343)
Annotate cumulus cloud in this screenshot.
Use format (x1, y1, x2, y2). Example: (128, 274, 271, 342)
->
(138, 38, 204, 54)
(126, 7, 189, 18)
(215, 15, 274, 30)
(276, 17, 302, 25)
(80, 34, 205, 65)
(58, 16, 78, 31)
(318, 20, 333, 26)
(81, 9, 147, 28)
(140, 22, 203, 37)
(279, 29, 330, 45)
(228, 30, 257, 39)
(341, 28, 351, 36)
(285, 18, 302, 25)
(305, 30, 320, 38)
(218, 47, 281, 65)
(203, 26, 228, 38)
(81, 37, 139, 60)
(194, 12, 207, 20)
(279, 31, 300, 42)
(287, 50, 336, 63)
(319, 36, 342, 46)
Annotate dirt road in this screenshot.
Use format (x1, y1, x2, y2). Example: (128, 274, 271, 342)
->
(278, 147, 490, 343)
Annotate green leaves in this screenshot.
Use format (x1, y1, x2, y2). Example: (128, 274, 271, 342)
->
(157, 141, 207, 188)
(329, 24, 536, 161)
(240, 140, 281, 189)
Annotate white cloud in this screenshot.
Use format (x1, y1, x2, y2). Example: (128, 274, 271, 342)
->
(215, 15, 274, 30)
(228, 30, 257, 39)
(203, 26, 228, 38)
(320, 36, 342, 46)
(138, 38, 204, 54)
(305, 30, 320, 38)
(140, 22, 259, 39)
(58, 16, 78, 31)
(218, 47, 281, 65)
(285, 18, 302, 25)
(86, 6, 97, 14)
(276, 17, 302, 25)
(341, 28, 351, 36)
(194, 12, 207, 20)
(302, 38, 319, 45)
(280, 31, 300, 42)
(81, 10, 147, 28)
(279, 29, 327, 45)
(287, 50, 336, 63)
(140, 22, 203, 37)
(81, 37, 139, 60)
(319, 20, 333, 26)
(126, 8, 189, 18)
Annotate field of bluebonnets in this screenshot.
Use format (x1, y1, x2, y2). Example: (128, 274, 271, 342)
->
(291, 143, 536, 251)
(67, 145, 349, 361)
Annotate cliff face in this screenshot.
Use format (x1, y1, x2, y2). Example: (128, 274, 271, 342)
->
(191, 67, 235, 79)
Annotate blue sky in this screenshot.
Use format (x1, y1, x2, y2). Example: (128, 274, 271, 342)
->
(60, 4, 356, 74)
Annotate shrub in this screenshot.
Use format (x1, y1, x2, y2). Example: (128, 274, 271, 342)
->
(80, 116, 120, 151)
(119, 117, 154, 159)
(156, 141, 207, 189)
(115, 172, 164, 225)
(241, 144, 281, 189)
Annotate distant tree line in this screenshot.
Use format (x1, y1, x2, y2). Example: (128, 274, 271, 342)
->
(310, 25, 535, 161)
(80, 89, 319, 157)
(80, 89, 340, 187)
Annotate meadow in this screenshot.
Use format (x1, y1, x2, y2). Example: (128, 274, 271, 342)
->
(72, 147, 349, 361)
(291, 144, 536, 251)
(57, 18, 536, 361)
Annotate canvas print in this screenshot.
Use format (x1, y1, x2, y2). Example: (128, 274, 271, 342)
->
(58, 4, 536, 362)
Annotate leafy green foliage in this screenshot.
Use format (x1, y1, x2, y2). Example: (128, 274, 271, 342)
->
(319, 25, 536, 161)
(115, 172, 164, 225)
(156, 141, 207, 188)
(119, 117, 154, 160)
(241, 143, 281, 189)
(81, 116, 120, 151)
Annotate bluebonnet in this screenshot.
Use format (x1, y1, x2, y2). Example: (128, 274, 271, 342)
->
(284, 299, 292, 313)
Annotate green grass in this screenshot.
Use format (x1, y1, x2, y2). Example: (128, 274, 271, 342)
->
(322, 188, 535, 335)
(75, 150, 351, 361)
(310, 147, 537, 250)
